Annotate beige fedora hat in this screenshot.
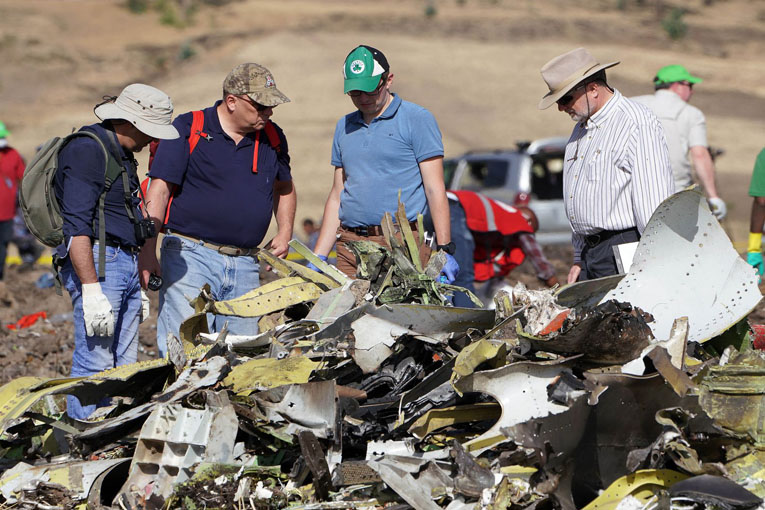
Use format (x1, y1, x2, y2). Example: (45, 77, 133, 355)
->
(538, 48, 619, 110)
(95, 83, 179, 139)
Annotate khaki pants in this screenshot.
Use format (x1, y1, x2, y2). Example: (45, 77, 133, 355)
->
(336, 226, 432, 278)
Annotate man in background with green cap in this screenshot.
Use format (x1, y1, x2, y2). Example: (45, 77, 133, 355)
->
(0, 121, 26, 280)
(311, 45, 458, 284)
(140, 63, 296, 357)
(632, 65, 726, 220)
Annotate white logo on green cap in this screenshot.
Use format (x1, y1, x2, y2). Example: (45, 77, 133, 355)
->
(350, 60, 365, 75)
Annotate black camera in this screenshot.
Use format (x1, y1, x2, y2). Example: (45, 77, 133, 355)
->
(134, 218, 157, 243)
(148, 273, 163, 291)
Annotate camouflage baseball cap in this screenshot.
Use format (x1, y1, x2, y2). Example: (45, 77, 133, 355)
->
(223, 63, 290, 107)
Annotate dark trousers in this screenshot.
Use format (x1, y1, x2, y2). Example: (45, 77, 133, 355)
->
(0, 220, 13, 280)
(580, 228, 639, 281)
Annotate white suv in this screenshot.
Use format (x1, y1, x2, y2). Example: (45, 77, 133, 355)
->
(444, 137, 570, 244)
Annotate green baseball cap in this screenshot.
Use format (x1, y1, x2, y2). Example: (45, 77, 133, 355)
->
(343, 45, 390, 94)
(0, 121, 9, 138)
(654, 65, 703, 86)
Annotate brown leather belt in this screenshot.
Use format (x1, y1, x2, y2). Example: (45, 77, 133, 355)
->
(166, 230, 260, 257)
(341, 220, 419, 237)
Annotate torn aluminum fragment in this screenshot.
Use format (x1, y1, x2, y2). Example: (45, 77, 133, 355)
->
(75, 355, 230, 443)
(257, 380, 337, 439)
(581, 469, 689, 510)
(454, 358, 580, 452)
(601, 189, 761, 343)
(0, 458, 127, 502)
(119, 390, 238, 503)
(367, 460, 443, 510)
(698, 350, 765, 446)
(198, 277, 323, 318)
(224, 355, 319, 396)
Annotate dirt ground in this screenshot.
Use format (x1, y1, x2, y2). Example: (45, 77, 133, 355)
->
(2, 0, 765, 383)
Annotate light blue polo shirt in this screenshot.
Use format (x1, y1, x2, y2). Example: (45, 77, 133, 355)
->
(331, 94, 443, 227)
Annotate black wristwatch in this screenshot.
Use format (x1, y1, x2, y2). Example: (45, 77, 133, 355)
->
(436, 242, 456, 255)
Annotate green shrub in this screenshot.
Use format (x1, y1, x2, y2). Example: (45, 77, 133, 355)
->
(662, 7, 688, 40)
(126, 0, 149, 13)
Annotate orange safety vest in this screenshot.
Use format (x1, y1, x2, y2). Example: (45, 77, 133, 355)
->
(141, 110, 281, 226)
(450, 190, 534, 282)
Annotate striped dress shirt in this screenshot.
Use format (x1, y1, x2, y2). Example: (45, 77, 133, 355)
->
(563, 89, 673, 263)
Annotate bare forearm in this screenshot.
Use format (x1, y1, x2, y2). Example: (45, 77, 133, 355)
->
(420, 157, 450, 244)
(274, 181, 296, 239)
(691, 146, 719, 198)
(314, 195, 341, 256)
(69, 236, 98, 284)
(750, 197, 765, 233)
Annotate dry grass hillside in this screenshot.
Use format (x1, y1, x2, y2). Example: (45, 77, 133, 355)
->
(2, 0, 764, 245)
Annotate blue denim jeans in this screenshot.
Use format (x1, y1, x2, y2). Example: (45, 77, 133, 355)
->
(449, 201, 477, 308)
(0, 220, 13, 280)
(61, 244, 141, 419)
(157, 234, 261, 357)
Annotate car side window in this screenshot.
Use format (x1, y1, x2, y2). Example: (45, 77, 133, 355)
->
(530, 154, 564, 200)
(459, 160, 508, 190)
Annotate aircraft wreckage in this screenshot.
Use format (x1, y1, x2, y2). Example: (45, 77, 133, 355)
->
(1, 189, 765, 509)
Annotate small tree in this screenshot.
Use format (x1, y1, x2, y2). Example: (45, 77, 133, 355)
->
(662, 7, 688, 40)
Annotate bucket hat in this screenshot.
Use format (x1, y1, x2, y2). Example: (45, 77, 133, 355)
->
(223, 63, 290, 108)
(94, 84, 179, 139)
(343, 45, 390, 94)
(654, 65, 703, 86)
(538, 47, 619, 110)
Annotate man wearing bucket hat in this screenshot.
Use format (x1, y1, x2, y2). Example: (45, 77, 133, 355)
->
(632, 65, 726, 220)
(140, 63, 296, 356)
(54, 83, 179, 419)
(311, 45, 457, 283)
(538, 47, 673, 283)
(0, 121, 26, 280)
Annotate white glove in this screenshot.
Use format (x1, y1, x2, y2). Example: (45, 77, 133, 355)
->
(140, 290, 150, 323)
(81, 282, 114, 337)
(708, 197, 727, 220)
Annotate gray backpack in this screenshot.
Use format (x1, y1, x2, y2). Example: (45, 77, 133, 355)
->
(19, 130, 132, 279)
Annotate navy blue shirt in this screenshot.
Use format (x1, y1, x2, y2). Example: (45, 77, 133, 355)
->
(149, 102, 292, 248)
(54, 123, 142, 247)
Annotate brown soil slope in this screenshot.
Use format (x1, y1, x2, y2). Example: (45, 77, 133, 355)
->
(1, 0, 763, 240)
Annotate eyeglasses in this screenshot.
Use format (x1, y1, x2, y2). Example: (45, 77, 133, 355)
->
(348, 76, 386, 98)
(238, 95, 271, 112)
(679, 81, 694, 89)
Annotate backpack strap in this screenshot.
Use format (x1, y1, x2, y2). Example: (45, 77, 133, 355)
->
(98, 129, 139, 278)
(251, 121, 282, 174)
(142, 110, 205, 228)
(188, 110, 206, 153)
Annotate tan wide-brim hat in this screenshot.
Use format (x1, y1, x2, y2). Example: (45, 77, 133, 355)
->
(95, 83, 179, 140)
(538, 48, 619, 110)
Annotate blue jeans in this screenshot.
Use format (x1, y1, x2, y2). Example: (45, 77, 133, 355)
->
(0, 220, 13, 280)
(449, 201, 477, 308)
(157, 234, 261, 357)
(61, 244, 141, 419)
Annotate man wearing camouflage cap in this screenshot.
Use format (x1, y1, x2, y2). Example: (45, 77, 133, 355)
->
(311, 45, 458, 284)
(140, 63, 296, 356)
(632, 65, 726, 220)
